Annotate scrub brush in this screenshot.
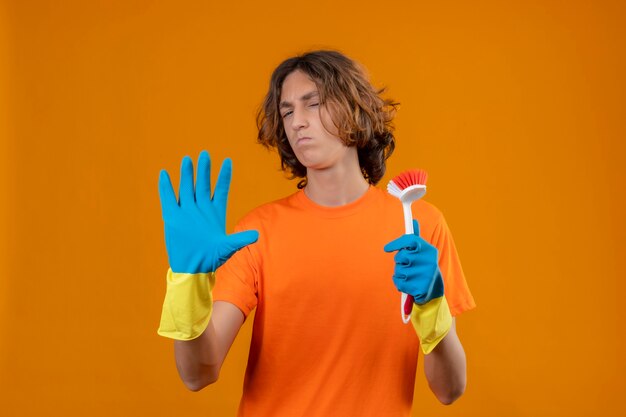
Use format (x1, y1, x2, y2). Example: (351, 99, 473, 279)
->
(387, 169, 428, 323)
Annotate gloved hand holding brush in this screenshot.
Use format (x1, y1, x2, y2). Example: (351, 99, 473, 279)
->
(384, 219, 452, 354)
(157, 150, 259, 340)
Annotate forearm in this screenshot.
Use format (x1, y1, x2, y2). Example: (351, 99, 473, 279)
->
(174, 319, 221, 391)
(172, 301, 245, 391)
(423, 318, 467, 405)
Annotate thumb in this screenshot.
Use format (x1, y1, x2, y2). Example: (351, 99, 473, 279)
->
(226, 229, 260, 252)
(158, 170, 178, 220)
(384, 234, 419, 253)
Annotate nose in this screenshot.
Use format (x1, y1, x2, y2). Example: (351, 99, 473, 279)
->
(289, 106, 308, 131)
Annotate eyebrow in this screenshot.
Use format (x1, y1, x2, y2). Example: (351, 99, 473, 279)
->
(279, 91, 319, 109)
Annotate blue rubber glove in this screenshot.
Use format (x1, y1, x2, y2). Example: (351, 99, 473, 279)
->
(384, 219, 444, 305)
(158, 151, 259, 273)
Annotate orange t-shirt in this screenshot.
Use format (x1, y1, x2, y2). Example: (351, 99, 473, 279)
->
(213, 186, 475, 417)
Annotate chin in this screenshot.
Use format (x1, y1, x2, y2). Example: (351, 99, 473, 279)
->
(295, 154, 321, 169)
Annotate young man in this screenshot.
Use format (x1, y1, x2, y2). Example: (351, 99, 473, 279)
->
(157, 50, 475, 417)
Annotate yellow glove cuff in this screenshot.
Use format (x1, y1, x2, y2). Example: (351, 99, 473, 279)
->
(157, 268, 215, 341)
(411, 296, 453, 354)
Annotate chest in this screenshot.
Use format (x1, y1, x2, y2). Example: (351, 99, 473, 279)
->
(257, 212, 401, 309)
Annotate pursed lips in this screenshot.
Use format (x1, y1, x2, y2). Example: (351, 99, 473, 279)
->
(296, 136, 312, 144)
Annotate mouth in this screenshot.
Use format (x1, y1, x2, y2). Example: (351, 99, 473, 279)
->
(296, 136, 312, 144)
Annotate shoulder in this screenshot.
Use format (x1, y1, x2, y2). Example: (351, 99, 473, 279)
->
(413, 199, 445, 224)
(411, 200, 446, 243)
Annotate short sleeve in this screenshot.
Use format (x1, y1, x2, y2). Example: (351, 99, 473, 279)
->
(213, 219, 260, 318)
(430, 212, 476, 316)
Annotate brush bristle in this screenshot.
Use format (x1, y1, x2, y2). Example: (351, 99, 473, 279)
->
(391, 169, 428, 190)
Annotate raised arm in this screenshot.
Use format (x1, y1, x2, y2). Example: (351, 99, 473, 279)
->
(157, 151, 258, 391)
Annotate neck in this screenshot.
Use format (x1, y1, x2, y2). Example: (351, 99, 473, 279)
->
(304, 164, 370, 207)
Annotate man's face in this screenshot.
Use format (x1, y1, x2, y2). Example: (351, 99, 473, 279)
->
(279, 70, 357, 173)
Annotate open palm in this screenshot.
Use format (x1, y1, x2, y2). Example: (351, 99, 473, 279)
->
(158, 151, 259, 273)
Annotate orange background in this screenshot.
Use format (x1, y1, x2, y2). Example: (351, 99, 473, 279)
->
(1, 1, 625, 416)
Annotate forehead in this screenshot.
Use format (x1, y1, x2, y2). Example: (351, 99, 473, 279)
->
(280, 70, 318, 102)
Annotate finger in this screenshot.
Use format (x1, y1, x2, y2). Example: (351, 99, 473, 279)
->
(179, 156, 195, 207)
(195, 151, 212, 209)
(392, 274, 410, 294)
(392, 272, 407, 282)
(394, 250, 411, 266)
(158, 169, 178, 220)
(226, 229, 259, 252)
(413, 219, 421, 237)
(384, 234, 419, 253)
(213, 158, 232, 223)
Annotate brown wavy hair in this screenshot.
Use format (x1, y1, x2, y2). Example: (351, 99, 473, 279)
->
(257, 50, 398, 188)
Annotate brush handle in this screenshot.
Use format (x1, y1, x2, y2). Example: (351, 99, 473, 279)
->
(403, 202, 414, 235)
(401, 201, 415, 323)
